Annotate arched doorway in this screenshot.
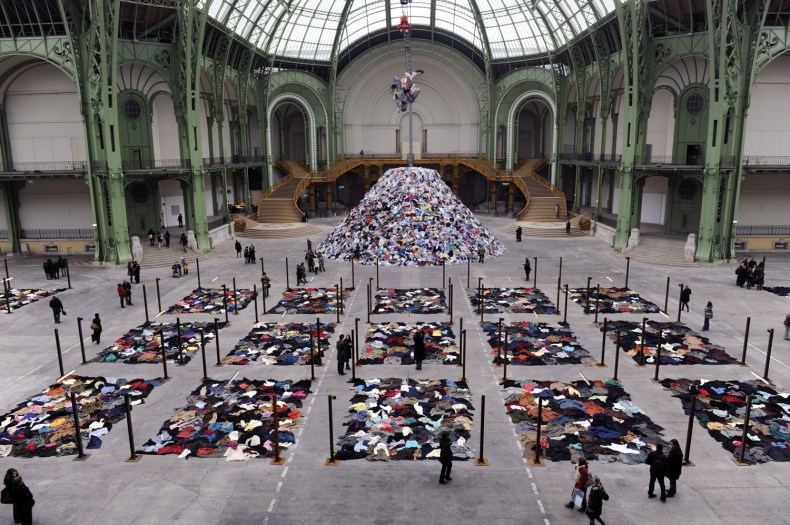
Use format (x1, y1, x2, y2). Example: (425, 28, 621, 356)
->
(667, 176, 702, 235)
(516, 101, 552, 164)
(271, 102, 307, 163)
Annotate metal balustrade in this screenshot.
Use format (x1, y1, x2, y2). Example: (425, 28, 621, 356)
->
(20, 229, 94, 240)
(122, 159, 191, 170)
(736, 225, 790, 236)
(8, 161, 88, 172)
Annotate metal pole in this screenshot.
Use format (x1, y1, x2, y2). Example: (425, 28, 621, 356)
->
(316, 317, 322, 367)
(261, 278, 267, 314)
(350, 329, 356, 381)
(653, 330, 662, 381)
(737, 395, 753, 464)
(336, 283, 341, 323)
(286, 257, 290, 290)
(253, 284, 259, 323)
(351, 258, 355, 288)
(477, 277, 483, 315)
(340, 277, 344, 314)
(677, 283, 684, 322)
(66, 258, 72, 289)
(594, 284, 601, 323)
(585, 276, 592, 314)
(664, 276, 670, 314)
(741, 317, 751, 365)
(502, 328, 508, 382)
(533, 256, 537, 289)
(70, 391, 87, 460)
(625, 256, 630, 288)
(639, 317, 648, 367)
(534, 397, 543, 465)
(72, 317, 87, 367)
(200, 329, 208, 381)
(54, 328, 64, 377)
(3, 278, 10, 313)
(3, 259, 8, 280)
(764, 329, 775, 381)
(461, 330, 467, 381)
(309, 330, 316, 381)
(326, 395, 339, 465)
(232, 278, 238, 316)
(142, 284, 149, 323)
(563, 284, 569, 324)
(124, 394, 139, 462)
(556, 257, 563, 315)
(214, 318, 221, 366)
(684, 393, 697, 465)
(176, 317, 184, 365)
(196, 258, 201, 288)
(355, 317, 360, 365)
(497, 318, 503, 366)
(376, 257, 379, 288)
(475, 395, 488, 465)
(599, 318, 607, 366)
(480, 282, 485, 323)
(448, 283, 453, 325)
(155, 278, 162, 313)
(467, 258, 470, 288)
(367, 283, 371, 324)
(271, 393, 284, 464)
(260, 257, 265, 277)
(159, 330, 169, 379)
(442, 260, 446, 289)
(223, 284, 229, 323)
(613, 330, 621, 381)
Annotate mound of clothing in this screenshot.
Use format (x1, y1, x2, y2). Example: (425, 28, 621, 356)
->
(0, 287, 66, 313)
(92, 321, 227, 364)
(221, 322, 336, 365)
(661, 378, 790, 463)
(360, 322, 459, 365)
(335, 378, 475, 461)
(763, 286, 790, 297)
(469, 287, 557, 314)
(0, 374, 160, 457)
(138, 378, 312, 460)
(502, 379, 667, 463)
(601, 320, 737, 365)
(165, 287, 257, 314)
(568, 286, 660, 314)
(267, 287, 350, 315)
(482, 321, 593, 365)
(317, 166, 505, 266)
(373, 288, 447, 314)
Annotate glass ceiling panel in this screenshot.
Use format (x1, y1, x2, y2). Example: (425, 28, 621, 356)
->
(202, 0, 616, 62)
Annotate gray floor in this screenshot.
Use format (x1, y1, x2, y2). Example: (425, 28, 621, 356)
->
(1, 215, 790, 525)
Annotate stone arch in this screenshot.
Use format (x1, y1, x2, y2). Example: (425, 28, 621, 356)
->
(268, 93, 317, 182)
(506, 90, 558, 183)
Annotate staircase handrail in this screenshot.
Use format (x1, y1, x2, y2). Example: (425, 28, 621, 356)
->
(261, 171, 294, 200)
(512, 176, 531, 219)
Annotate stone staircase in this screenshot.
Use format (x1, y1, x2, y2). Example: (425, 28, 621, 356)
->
(500, 217, 587, 238)
(616, 236, 698, 267)
(257, 161, 309, 223)
(136, 241, 209, 269)
(513, 159, 566, 222)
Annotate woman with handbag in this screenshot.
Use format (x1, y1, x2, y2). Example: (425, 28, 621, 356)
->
(565, 456, 590, 512)
(703, 301, 713, 331)
(91, 313, 103, 345)
(3, 469, 34, 525)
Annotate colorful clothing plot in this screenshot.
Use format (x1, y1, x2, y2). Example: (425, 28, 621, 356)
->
(267, 287, 351, 315)
(661, 378, 790, 464)
(91, 321, 227, 364)
(482, 321, 593, 365)
(0, 375, 160, 457)
(0, 287, 66, 313)
(360, 322, 458, 365)
(221, 322, 336, 365)
(335, 378, 475, 461)
(138, 378, 311, 460)
(468, 287, 557, 315)
(165, 287, 257, 314)
(601, 320, 738, 365)
(568, 286, 660, 314)
(502, 379, 667, 463)
(317, 166, 504, 266)
(373, 288, 446, 314)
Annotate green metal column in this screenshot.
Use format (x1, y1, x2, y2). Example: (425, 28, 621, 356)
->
(2, 182, 22, 254)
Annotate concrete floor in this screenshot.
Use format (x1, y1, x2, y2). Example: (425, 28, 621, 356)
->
(1, 215, 790, 525)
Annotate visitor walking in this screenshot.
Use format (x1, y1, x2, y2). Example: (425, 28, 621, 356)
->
(336, 335, 346, 376)
(645, 443, 667, 501)
(555, 203, 561, 219)
(666, 439, 683, 497)
(318, 253, 325, 272)
(413, 328, 425, 370)
(235, 240, 242, 258)
(524, 258, 531, 281)
(680, 285, 691, 312)
(702, 301, 713, 331)
(123, 280, 133, 305)
(57, 256, 67, 277)
(736, 261, 748, 287)
(784, 312, 790, 340)
(585, 476, 609, 525)
(515, 226, 523, 242)
(3, 468, 34, 525)
(565, 457, 590, 511)
(180, 233, 188, 253)
(243, 246, 250, 263)
(49, 295, 64, 324)
(478, 246, 485, 263)
(439, 432, 453, 484)
(90, 313, 102, 345)
(157, 232, 163, 249)
(131, 261, 141, 284)
(344, 334, 352, 370)
(296, 263, 307, 285)
(262, 273, 271, 297)
(148, 228, 155, 246)
(565, 220, 571, 235)
(164, 230, 171, 248)
(181, 258, 189, 275)
(177, 213, 183, 228)
(116, 283, 126, 308)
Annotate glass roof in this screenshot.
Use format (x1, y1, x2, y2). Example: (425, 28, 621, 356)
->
(204, 0, 616, 62)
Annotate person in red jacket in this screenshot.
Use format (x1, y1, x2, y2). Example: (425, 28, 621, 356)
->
(116, 283, 126, 308)
(565, 456, 590, 511)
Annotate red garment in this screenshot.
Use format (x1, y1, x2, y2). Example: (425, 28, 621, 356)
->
(117, 285, 125, 297)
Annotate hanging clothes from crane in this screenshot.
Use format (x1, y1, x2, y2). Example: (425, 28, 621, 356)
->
(390, 6, 425, 112)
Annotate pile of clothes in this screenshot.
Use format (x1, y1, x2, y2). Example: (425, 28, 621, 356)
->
(165, 287, 257, 314)
(0, 374, 160, 457)
(568, 287, 660, 314)
(502, 379, 667, 463)
(138, 378, 312, 460)
(92, 321, 227, 364)
(483, 321, 593, 365)
(267, 287, 350, 315)
(469, 287, 557, 314)
(601, 320, 737, 365)
(360, 322, 459, 365)
(0, 287, 66, 313)
(317, 167, 505, 266)
(221, 322, 336, 365)
(763, 286, 790, 297)
(373, 288, 447, 314)
(661, 378, 790, 463)
(335, 378, 475, 461)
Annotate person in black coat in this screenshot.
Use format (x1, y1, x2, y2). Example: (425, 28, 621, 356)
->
(336, 335, 346, 375)
(524, 258, 531, 281)
(439, 432, 453, 484)
(164, 230, 171, 248)
(680, 285, 691, 312)
(665, 439, 683, 497)
(90, 313, 103, 345)
(413, 328, 426, 370)
(235, 240, 242, 258)
(585, 475, 609, 525)
(49, 296, 64, 324)
(4, 468, 34, 525)
(515, 226, 523, 242)
(179, 233, 188, 253)
(735, 261, 748, 287)
(645, 443, 667, 501)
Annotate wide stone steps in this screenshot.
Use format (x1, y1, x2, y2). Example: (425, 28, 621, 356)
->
(514, 159, 566, 222)
(238, 224, 325, 239)
(136, 244, 209, 269)
(500, 218, 587, 238)
(615, 236, 698, 267)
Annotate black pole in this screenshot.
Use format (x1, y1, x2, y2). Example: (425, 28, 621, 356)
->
(741, 317, 751, 365)
(286, 257, 290, 290)
(594, 284, 601, 323)
(69, 391, 87, 460)
(316, 317, 322, 368)
(326, 395, 339, 465)
(340, 277, 344, 313)
(200, 329, 208, 381)
(253, 284, 259, 323)
(155, 278, 162, 313)
(684, 392, 697, 465)
(376, 257, 379, 288)
(350, 329, 356, 381)
(76, 317, 86, 364)
(3, 278, 10, 314)
(232, 278, 239, 316)
(214, 318, 221, 366)
(625, 256, 631, 288)
(599, 318, 607, 366)
(3, 258, 8, 280)
(271, 393, 283, 464)
(176, 317, 184, 365)
(142, 284, 150, 323)
(585, 276, 592, 314)
(54, 328, 64, 377)
(461, 330, 467, 381)
(563, 284, 569, 324)
(737, 395, 753, 464)
(261, 277, 267, 314)
(66, 258, 72, 289)
(556, 257, 563, 315)
(442, 260, 446, 289)
(448, 283, 453, 325)
(497, 318, 503, 366)
(335, 283, 340, 323)
(354, 317, 360, 365)
(653, 330, 663, 381)
(613, 330, 621, 381)
(124, 394, 138, 462)
(533, 256, 537, 289)
(159, 330, 169, 379)
(223, 284, 229, 323)
(664, 276, 670, 314)
(366, 283, 371, 324)
(534, 397, 543, 465)
(260, 257, 265, 276)
(502, 328, 508, 382)
(309, 331, 316, 381)
(764, 329, 775, 381)
(480, 282, 485, 323)
(677, 283, 684, 322)
(196, 257, 201, 288)
(467, 258, 470, 288)
(351, 258, 355, 288)
(477, 277, 483, 315)
(475, 395, 488, 465)
(639, 317, 648, 367)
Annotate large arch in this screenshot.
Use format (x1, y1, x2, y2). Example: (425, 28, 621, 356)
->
(267, 93, 317, 182)
(505, 90, 558, 183)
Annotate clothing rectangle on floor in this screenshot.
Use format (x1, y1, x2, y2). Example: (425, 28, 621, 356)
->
(267, 287, 351, 314)
(482, 321, 593, 365)
(165, 287, 257, 314)
(0, 374, 160, 457)
(0, 287, 66, 314)
(468, 287, 557, 314)
(138, 378, 312, 460)
(221, 322, 336, 365)
(502, 379, 666, 463)
(335, 378, 475, 461)
(661, 378, 790, 464)
(763, 286, 790, 297)
(601, 320, 738, 365)
(372, 288, 447, 314)
(568, 286, 660, 314)
(91, 321, 228, 364)
(360, 322, 458, 365)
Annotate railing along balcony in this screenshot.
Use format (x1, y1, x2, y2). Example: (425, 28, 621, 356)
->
(742, 156, 790, 167)
(635, 155, 705, 166)
(21, 228, 94, 239)
(122, 159, 191, 171)
(5, 161, 89, 173)
(736, 225, 790, 236)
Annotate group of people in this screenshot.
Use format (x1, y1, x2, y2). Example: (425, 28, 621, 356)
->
(126, 261, 141, 284)
(146, 228, 189, 252)
(566, 439, 684, 524)
(116, 281, 133, 308)
(335, 333, 353, 375)
(235, 240, 257, 263)
(305, 249, 326, 275)
(42, 257, 67, 280)
(171, 258, 189, 278)
(735, 259, 765, 289)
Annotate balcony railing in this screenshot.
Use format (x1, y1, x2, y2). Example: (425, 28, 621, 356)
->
(742, 156, 790, 167)
(21, 228, 94, 239)
(122, 159, 191, 171)
(559, 153, 622, 163)
(736, 225, 790, 236)
(635, 155, 705, 166)
(4, 161, 89, 172)
(203, 155, 267, 167)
